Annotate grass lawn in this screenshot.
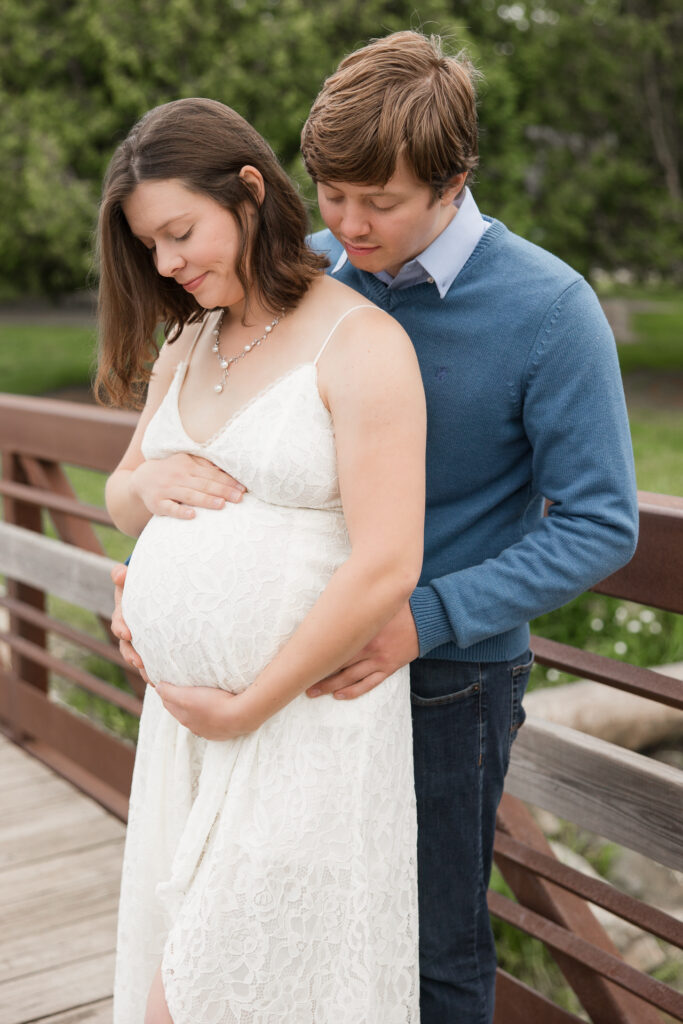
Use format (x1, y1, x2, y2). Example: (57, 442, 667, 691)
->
(0, 324, 96, 394)
(628, 408, 683, 496)
(613, 289, 683, 373)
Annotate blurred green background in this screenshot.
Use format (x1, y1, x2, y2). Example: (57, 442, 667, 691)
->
(0, 0, 681, 297)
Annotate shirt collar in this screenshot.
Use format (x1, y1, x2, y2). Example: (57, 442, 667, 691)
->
(330, 187, 488, 298)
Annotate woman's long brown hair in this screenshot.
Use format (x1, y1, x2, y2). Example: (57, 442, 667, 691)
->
(96, 98, 327, 407)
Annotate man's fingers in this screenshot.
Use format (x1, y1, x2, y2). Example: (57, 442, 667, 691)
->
(307, 661, 374, 697)
(333, 672, 388, 701)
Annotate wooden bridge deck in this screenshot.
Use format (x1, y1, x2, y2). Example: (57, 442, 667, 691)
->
(0, 732, 124, 1023)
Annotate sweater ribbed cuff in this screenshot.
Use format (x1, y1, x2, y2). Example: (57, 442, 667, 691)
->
(409, 586, 456, 656)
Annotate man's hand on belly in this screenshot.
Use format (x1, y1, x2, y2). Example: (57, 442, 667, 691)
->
(306, 602, 419, 701)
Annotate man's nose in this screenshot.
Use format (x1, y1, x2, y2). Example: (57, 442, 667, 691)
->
(339, 204, 370, 239)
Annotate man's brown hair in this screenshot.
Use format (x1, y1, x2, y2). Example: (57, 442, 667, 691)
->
(96, 98, 326, 408)
(301, 31, 480, 197)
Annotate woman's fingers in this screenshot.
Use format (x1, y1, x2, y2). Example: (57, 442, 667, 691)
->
(120, 636, 144, 671)
(189, 457, 246, 495)
(183, 483, 244, 507)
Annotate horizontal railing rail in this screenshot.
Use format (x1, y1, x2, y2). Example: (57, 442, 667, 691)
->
(1, 392, 681, 1022)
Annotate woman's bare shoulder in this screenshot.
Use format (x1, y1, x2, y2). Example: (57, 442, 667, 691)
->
(312, 273, 379, 312)
(152, 313, 210, 382)
(309, 275, 408, 343)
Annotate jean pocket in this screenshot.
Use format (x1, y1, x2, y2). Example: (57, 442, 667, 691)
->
(410, 678, 481, 708)
(511, 653, 535, 679)
(506, 652, 533, 768)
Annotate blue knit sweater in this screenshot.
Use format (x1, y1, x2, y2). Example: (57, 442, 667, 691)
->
(310, 220, 639, 662)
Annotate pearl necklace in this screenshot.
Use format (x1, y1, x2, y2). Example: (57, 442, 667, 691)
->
(210, 308, 285, 394)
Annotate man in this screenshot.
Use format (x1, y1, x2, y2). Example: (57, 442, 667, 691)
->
(112, 30, 638, 1023)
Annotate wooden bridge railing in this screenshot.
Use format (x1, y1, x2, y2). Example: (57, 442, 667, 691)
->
(0, 392, 682, 1022)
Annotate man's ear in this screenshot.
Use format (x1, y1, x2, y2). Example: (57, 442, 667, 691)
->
(239, 165, 266, 205)
(440, 171, 468, 205)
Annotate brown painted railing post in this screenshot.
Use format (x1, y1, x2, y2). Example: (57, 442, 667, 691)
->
(494, 794, 664, 1024)
(2, 451, 48, 740)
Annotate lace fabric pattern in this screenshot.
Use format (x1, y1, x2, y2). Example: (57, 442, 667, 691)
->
(114, 316, 419, 1022)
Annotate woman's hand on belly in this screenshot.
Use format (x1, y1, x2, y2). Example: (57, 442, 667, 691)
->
(154, 680, 257, 740)
(131, 453, 246, 520)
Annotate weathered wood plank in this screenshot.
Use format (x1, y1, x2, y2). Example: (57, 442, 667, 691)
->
(0, 950, 115, 1024)
(32, 998, 113, 1024)
(0, 734, 121, 1022)
(0, 910, 117, 985)
(1, 841, 124, 921)
(506, 716, 683, 871)
(0, 771, 77, 815)
(3, 871, 122, 945)
(0, 523, 115, 617)
(2, 789, 123, 868)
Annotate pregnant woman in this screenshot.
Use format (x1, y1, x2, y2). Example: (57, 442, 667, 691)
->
(97, 99, 425, 1023)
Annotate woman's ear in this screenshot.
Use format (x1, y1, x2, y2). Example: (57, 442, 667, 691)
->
(239, 165, 266, 205)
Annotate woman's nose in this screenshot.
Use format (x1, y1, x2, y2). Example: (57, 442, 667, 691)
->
(154, 242, 184, 278)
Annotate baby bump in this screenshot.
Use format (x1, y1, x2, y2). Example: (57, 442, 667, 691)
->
(122, 495, 349, 691)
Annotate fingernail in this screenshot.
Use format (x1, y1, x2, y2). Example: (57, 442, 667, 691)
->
(229, 489, 243, 502)
(308, 688, 320, 698)
(334, 692, 346, 700)
(184, 508, 195, 518)
(212, 497, 225, 507)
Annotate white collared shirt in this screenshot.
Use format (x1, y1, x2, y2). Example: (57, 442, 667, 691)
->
(330, 187, 489, 298)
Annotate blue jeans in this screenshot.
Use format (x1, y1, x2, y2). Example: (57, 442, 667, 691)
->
(410, 652, 533, 1024)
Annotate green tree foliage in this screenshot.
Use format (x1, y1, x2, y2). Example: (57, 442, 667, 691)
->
(468, 0, 682, 277)
(0, 0, 680, 297)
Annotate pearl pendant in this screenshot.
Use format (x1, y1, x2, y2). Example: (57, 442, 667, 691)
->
(244, 344, 251, 352)
(220, 358, 228, 369)
(214, 383, 223, 393)
(265, 325, 272, 334)
(212, 343, 219, 353)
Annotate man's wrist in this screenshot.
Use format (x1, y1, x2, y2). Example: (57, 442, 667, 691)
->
(409, 585, 455, 656)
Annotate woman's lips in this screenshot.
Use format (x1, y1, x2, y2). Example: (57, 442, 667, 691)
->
(180, 272, 208, 291)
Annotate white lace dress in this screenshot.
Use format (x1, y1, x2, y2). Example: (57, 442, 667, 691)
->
(114, 309, 419, 1023)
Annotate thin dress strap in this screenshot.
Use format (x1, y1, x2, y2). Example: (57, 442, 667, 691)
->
(187, 312, 215, 367)
(313, 304, 376, 365)
(175, 311, 215, 390)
